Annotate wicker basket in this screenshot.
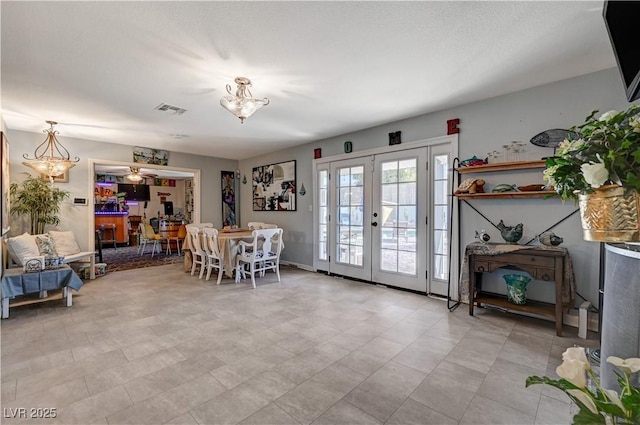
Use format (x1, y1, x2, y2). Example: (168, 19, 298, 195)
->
(578, 185, 640, 242)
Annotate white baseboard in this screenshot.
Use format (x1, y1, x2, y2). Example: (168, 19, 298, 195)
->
(564, 309, 599, 332)
(280, 261, 314, 272)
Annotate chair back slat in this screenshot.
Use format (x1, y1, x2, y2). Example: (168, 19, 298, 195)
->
(201, 227, 222, 259)
(187, 226, 206, 255)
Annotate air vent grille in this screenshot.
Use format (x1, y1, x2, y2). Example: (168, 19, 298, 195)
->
(154, 103, 187, 115)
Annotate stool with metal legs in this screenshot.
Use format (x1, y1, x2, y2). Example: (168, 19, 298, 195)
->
(99, 223, 117, 249)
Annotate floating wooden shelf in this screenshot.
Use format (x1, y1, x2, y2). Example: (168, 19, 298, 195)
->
(455, 190, 556, 199)
(456, 160, 547, 174)
(476, 292, 556, 318)
(9, 291, 64, 308)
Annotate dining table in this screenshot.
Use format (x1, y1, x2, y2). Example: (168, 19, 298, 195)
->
(216, 229, 255, 278)
(182, 228, 255, 278)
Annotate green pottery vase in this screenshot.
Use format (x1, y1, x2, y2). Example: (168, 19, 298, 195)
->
(503, 274, 531, 305)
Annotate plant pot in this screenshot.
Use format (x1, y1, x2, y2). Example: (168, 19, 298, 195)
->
(503, 274, 531, 305)
(578, 185, 640, 242)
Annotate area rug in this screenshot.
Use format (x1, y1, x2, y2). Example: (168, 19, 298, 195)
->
(100, 245, 186, 273)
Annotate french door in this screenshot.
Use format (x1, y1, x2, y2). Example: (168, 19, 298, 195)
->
(316, 143, 452, 294)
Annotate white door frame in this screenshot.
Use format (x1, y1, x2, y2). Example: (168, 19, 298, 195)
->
(312, 134, 459, 297)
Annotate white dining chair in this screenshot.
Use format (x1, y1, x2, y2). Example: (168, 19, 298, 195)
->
(186, 226, 207, 279)
(235, 228, 283, 288)
(260, 223, 278, 229)
(247, 222, 264, 230)
(201, 227, 226, 284)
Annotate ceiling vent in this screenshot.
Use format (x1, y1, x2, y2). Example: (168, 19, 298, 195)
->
(154, 103, 187, 115)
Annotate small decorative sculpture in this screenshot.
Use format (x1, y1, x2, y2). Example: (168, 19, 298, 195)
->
(497, 220, 523, 244)
(475, 230, 491, 244)
(459, 156, 488, 167)
(539, 231, 563, 246)
(492, 184, 518, 193)
(455, 178, 486, 195)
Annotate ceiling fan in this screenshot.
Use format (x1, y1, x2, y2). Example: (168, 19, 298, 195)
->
(126, 167, 156, 182)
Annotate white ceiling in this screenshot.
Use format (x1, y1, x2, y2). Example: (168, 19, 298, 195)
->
(1, 1, 615, 161)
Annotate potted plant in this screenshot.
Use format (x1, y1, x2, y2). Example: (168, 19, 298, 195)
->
(10, 173, 70, 234)
(527, 347, 640, 425)
(543, 104, 640, 241)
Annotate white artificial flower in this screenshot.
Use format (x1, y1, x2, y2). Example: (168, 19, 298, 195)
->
(543, 165, 558, 185)
(607, 356, 640, 374)
(630, 116, 640, 132)
(599, 110, 618, 121)
(581, 162, 609, 188)
(557, 359, 587, 388)
(567, 389, 599, 414)
(562, 347, 591, 370)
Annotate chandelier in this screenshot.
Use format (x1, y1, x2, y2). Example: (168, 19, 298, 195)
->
(220, 77, 270, 123)
(22, 121, 79, 177)
(127, 167, 143, 182)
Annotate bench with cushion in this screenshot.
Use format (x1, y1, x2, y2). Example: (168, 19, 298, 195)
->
(4, 231, 96, 279)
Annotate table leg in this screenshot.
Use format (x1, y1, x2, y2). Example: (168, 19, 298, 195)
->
(2, 297, 8, 319)
(65, 287, 73, 307)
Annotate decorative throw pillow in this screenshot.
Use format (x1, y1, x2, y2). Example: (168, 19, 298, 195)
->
(6, 232, 40, 266)
(36, 234, 58, 256)
(47, 230, 81, 256)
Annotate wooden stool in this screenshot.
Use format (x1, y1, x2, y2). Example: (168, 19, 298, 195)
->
(99, 223, 117, 249)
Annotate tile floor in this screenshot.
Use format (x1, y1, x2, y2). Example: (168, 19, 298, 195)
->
(1, 264, 599, 424)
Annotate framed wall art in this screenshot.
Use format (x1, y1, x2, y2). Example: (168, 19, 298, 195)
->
(221, 171, 236, 226)
(1, 131, 10, 235)
(133, 146, 169, 165)
(252, 160, 296, 211)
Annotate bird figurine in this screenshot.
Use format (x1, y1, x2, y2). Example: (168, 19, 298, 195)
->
(475, 230, 491, 244)
(496, 220, 523, 244)
(539, 231, 563, 246)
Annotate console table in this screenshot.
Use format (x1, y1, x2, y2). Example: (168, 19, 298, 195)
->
(463, 242, 575, 336)
(1, 265, 83, 318)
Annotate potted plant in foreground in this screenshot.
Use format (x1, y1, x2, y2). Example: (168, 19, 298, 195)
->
(543, 104, 640, 242)
(527, 347, 640, 425)
(10, 173, 69, 234)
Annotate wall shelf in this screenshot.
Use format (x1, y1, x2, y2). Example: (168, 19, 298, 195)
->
(455, 190, 556, 200)
(456, 159, 546, 174)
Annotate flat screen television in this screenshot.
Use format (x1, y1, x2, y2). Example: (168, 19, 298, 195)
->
(603, 1, 640, 102)
(118, 183, 150, 201)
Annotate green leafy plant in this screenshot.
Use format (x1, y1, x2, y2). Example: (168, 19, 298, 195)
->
(543, 104, 640, 202)
(9, 173, 70, 234)
(527, 347, 640, 425)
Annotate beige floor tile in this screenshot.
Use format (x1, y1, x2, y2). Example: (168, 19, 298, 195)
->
(53, 385, 133, 425)
(386, 398, 457, 425)
(311, 400, 381, 425)
(344, 361, 426, 422)
(85, 347, 185, 395)
(534, 394, 572, 425)
(212, 354, 278, 389)
(107, 374, 225, 425)
(164, 412, 200, 425)
(6, 378, 89, 415)
(476, 357, 544, 417)
(337, 350, 385, 377)
(239, 402, 299, 425)
(2, 349, 75, 382)
(124, 352, 225, 403)
(460, 394, 535, 425)
(2, 378, 17, 402)
(393, 335, 456, 374)
(409, 360, 486, 421)
(274, 350, 336, 385)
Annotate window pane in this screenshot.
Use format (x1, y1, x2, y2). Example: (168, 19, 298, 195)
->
(351, 166, 364, 186)
(319, 242, 327, 261)
(434, 254, 448, 280)
(397, 206, 416, 228)
(319, 224, 327, 242)
(381, 249, 398, 272)
(434, 155, 448, 180)
(339, 168, 350, 186)
(382, 207, 397, 227)
(398, 159, 416, 182)
(433, 205, 448, 230)
(398, 182, 416, 204)
(319, 206, 327, 224)
(350, 245, 363, 266)
(382, 162, 397, 184)
(398, 251, 416, 274)
(350, 207, 363, 226)
(434, 181, 447, 205)
(382, 184, 397, 204)
(433, 230, 448, 255)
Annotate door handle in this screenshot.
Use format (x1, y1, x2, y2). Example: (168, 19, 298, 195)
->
(371, 222, 378, 227)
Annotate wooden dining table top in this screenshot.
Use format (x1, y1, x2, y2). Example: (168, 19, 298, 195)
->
(216, 229, 254, 239)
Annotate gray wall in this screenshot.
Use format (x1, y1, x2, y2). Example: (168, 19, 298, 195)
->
(239, 67, 631, 307)
(7, 130, 237, 251)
